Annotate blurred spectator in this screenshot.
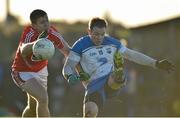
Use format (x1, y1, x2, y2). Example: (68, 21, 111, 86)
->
(0, 64, 4, 88)
(48, 75, 67, 116)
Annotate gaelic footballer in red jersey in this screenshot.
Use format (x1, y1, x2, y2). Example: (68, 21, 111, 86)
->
(11, 9, 69, 117)
(12, 25, 67, 72)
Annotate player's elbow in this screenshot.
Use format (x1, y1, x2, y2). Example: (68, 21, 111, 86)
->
(20, 46, 28, 58)
(20, 43, 33, 57)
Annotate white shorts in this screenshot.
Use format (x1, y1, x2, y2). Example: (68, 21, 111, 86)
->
(11, 66, 48, 89)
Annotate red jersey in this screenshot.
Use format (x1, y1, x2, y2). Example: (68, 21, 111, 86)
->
(12, 25, 64, 72)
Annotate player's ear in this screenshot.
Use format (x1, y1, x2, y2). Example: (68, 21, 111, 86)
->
(87, 28, 91, 35)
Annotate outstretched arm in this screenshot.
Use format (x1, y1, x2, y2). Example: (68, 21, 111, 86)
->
(122, 48, 156, 68)
(122, 48, 175, 73)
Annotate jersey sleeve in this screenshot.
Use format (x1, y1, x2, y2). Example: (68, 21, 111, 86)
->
(68, 39, 84, 62)
(20, 26, 36, 44)
(68, 51, 81, 62)
(111, 37, 127, 53)
(48, 26, 64, 49)
(71, 39, 83, 55)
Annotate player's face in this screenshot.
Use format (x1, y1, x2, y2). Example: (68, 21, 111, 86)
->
(33, 15, 50, 33)
(89, 27, 106, 46)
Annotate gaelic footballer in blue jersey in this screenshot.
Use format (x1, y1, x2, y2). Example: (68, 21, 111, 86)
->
(63, 17, 174, 117)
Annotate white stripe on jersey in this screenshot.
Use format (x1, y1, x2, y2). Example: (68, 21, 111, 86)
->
(24, 29, 34, 43)
(51, 30, 64, 41)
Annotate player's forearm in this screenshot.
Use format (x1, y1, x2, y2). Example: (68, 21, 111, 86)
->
(63, 64, 74, 80)
(20, 42, 34, 57)
(20, 43, 34, 67)
(122, 48, 157, 68)
(62, 58, 79, 79)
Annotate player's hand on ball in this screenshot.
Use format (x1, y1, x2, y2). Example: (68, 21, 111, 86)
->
(156, 59, 175, 73)
(67, 74, 80, 85)
(31, 54, 42, 61)
(32, 38, 55, 60)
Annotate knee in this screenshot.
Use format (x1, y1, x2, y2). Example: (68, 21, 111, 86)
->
(83, 101, 98, 117)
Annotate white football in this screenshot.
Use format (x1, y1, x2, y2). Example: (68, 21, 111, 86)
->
(32, 38, 55, 60)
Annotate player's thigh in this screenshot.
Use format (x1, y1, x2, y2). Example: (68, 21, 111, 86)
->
(21, 78, 48, 102)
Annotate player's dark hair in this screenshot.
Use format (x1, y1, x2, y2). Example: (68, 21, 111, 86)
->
(30, 9, 47, 24)
(88, 17, 108, 30)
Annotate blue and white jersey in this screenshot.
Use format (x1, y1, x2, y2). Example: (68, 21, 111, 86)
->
(70, 35, 127, 86)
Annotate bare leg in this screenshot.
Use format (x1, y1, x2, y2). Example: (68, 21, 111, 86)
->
(21, 78, 50, 117)
(22, 93, 37, 117)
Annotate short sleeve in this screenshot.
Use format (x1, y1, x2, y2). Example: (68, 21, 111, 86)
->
(21, 26, 37, 44)
(68, 51, 81, 62)
(71, 39, 83, 55)
(48, 26, 64, 49)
